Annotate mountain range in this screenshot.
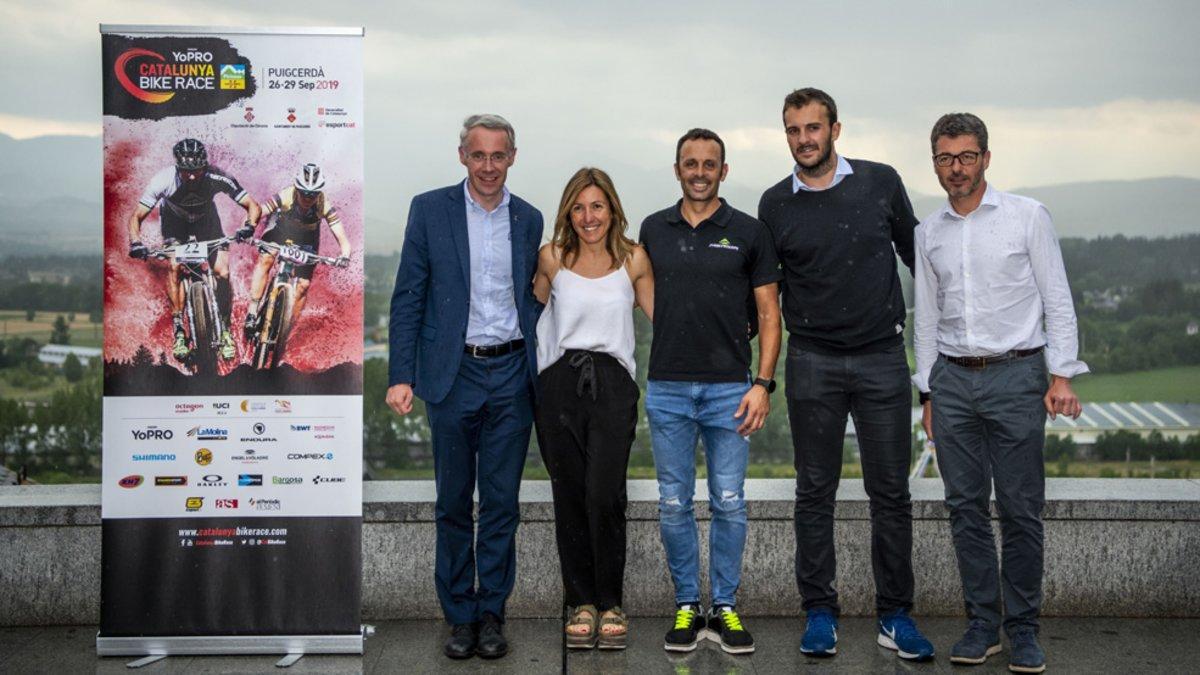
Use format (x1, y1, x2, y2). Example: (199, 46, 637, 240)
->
(2, 133, 1197, 255)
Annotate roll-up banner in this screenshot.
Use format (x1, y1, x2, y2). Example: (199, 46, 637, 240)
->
(97, 25, 365, 657)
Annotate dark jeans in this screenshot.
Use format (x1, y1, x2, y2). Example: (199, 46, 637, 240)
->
(535, 351, 639, 610)
(425, 348, 533, 626)
(930, 353, 1047, 635)
(786, 340, 914, 616)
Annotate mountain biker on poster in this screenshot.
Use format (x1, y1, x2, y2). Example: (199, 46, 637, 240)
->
(240, 162, 351, 341)
(127, 138, 261, 361)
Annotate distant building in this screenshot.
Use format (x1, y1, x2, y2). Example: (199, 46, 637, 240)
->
(38, 344, 101, 367)
(1045, 401, 1200, 447)
(1083, 287, 1130, 312)
(26, 271, 72, 285)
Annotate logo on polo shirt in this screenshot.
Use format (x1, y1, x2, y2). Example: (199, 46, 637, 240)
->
(708, 237, 739, 251)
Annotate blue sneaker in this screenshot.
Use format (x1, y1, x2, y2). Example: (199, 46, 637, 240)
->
(800, 608, 837, 656)
(877, 608, 935, 661)
(951, 619, 1001, 664)
(1008, 628, 1046, 673)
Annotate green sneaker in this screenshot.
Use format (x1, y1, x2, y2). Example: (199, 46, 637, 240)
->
(664, 604, 704, 652)
(706, 606, 755, 654)
(172, 331, 190, 360)
(220, 329, 236, 360)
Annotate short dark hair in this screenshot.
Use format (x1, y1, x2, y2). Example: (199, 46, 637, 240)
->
(675, 128, 725, 164)
(782, 88, 838, 125)
(930, 113, 988, 154)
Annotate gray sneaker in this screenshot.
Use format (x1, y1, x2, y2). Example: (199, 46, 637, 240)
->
(1008, 628, 1046, 673)
(950, 620, 1001, 665)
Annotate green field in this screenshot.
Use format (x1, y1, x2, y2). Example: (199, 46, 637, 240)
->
(0, 310, 102, 348)
(0, 378, 62, 403)
(1071, 365, 1200, 403)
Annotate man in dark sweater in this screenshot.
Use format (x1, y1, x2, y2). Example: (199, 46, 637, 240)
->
(757, 88, 934, 662)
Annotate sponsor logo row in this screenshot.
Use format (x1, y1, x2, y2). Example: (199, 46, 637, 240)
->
(185, 496, 284, 512)
(131, 449, 335, 464)
(171, 400, 293, 416)
(131, 422, 335, 442)
(118, 474, 344, 488)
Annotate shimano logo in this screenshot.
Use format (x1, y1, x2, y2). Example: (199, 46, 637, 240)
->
(133, 453, 176, 461)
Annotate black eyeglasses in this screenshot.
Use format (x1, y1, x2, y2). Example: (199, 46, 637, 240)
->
(296, 189, 320, 198)
(933, 151, 981, 167)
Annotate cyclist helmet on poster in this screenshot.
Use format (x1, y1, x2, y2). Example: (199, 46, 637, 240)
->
(173, 138, 208, 170)
(242, 162, 353, 339)
(127, 138, 261, 361)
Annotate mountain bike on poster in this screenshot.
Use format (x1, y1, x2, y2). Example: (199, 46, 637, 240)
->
(141, 235, 235, 374)
(244, 237, 345, 370)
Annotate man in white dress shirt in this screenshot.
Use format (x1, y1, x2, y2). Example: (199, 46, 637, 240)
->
(912, 113, 1086, 674)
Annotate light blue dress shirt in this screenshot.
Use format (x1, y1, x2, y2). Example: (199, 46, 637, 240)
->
(463, 181, 522, 346)
(792, 154, 854, 192)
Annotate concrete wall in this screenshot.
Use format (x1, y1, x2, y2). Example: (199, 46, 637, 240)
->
(2, 479, 1198, 626)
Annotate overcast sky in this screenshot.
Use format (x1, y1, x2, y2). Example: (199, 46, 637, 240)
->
(3, 0, 1199, 235)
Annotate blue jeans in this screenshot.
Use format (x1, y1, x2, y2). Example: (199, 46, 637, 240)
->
(646, 378, 751, 607)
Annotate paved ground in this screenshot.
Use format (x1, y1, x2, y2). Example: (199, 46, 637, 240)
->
(1, 617, 1197, 673)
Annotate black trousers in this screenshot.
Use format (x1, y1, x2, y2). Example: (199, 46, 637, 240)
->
(785, 340, 915, 616)
(534, 350, 639, 610)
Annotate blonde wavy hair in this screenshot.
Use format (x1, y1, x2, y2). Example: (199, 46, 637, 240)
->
(552, 167, 635, 270)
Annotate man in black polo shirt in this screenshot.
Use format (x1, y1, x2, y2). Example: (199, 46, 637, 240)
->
(640, 128, 782, 655)
(757, 88, 934, 661)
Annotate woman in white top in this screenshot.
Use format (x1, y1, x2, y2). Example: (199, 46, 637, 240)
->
(532, 167, 653, 650)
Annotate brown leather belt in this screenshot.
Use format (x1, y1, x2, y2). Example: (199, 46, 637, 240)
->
(941, 347, 1043, 369)
(464, 339, 525, 358)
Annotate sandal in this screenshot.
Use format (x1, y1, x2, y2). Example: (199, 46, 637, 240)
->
(598, 606, 628, 650)
(566, 604, 598, 649)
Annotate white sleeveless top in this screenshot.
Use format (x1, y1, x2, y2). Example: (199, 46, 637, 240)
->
(536, 265, 637, 379)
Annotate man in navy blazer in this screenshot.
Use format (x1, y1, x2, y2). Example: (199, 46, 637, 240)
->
(387, 114, 543, 660)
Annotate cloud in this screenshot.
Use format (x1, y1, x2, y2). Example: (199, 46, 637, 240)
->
(0, 114, 99, 139)
(701, 99, 1200, 197)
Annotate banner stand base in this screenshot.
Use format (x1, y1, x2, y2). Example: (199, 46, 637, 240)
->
(96, 629, 367, 658)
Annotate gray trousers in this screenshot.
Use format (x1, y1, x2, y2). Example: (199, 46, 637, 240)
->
(929, 353, 1047, 635)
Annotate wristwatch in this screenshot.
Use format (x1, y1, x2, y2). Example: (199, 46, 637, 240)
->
(919, 391, 931, 404)
(753, 377, 776, 394)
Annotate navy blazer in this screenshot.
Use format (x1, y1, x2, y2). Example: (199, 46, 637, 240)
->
(388, 181, 544, 404)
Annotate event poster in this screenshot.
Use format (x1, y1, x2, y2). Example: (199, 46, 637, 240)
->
(98, 26, 363, 644)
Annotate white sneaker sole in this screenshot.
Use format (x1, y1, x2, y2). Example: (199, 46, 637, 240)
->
(700, 628, 755, 654)
(877, 633, 934, 661)
(663, 639, 699, 653)
(950, 644, 1003, 664)
(1008, 662, 1046, 673)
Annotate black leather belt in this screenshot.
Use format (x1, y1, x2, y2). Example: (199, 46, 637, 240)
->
(942, 347, 1043, 369)
(464, 339, 525, 358)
